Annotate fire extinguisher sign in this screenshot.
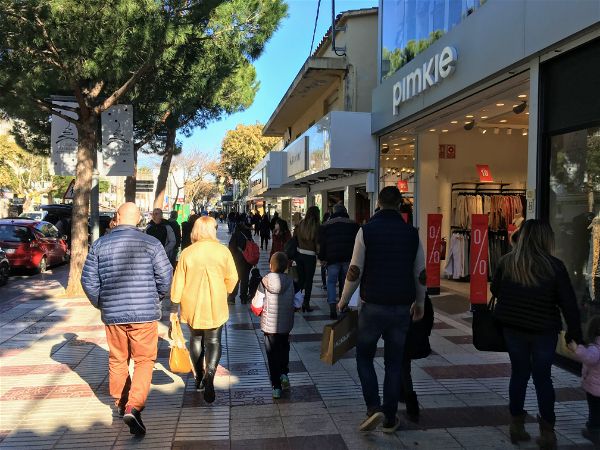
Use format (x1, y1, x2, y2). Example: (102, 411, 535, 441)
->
(426, 214, 443, 295)
(470, 214, 489, 304)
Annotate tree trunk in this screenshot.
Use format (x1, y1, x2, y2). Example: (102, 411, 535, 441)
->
(153, 126, 176, 209)
(65, 116, 96, 297)
(124, 147, 138, 202)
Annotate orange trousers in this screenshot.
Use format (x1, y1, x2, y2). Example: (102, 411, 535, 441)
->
(105, 321, 158, 411)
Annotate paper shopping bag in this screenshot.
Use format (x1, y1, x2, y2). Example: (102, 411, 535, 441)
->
(320, 310, 358, 365)
(169, 317, 194, 374)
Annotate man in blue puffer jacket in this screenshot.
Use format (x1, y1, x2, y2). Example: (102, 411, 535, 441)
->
(81, 202, 172, 437)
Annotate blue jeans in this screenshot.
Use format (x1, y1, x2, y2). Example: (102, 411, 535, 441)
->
(356, 302, 411, 420)
(503, 328, 558, 424)
(326, 262, 349, 305)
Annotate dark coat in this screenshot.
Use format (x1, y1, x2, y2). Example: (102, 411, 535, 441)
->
(81, 225, 173, 325)
(404, 294, 434, 360)
(317, 213, 360, 264)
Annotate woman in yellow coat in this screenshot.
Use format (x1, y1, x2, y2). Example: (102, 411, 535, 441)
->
(170, 215, 238, 403)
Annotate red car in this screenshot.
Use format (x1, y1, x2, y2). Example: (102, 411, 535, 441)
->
(0, 219, 69, 273)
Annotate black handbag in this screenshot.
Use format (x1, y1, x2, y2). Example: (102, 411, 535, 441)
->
(471, 297, 507, 352)
(405, 294, 435, 360)
(284, 236, 298, 260)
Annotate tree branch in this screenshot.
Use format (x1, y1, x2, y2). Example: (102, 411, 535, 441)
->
(134, 109, 172, 150)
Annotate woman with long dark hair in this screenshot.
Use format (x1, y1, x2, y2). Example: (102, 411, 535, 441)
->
(270, 218, 291, 259)
(491, 219, 583, 450)
(228, 213, 254, 304)
(293, 206, 320, 312)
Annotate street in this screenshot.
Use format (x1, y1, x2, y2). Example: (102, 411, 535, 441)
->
(0, 225, 593, 449)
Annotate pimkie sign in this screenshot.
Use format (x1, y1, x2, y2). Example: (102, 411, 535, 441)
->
(392, 46, 457, 115)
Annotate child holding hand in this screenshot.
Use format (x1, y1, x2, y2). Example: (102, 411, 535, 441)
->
(568, 316, 600, 445)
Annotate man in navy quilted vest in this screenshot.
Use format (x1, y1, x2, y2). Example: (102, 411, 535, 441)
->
(81, 202, 172, 437)
(337, 186, 426, 434)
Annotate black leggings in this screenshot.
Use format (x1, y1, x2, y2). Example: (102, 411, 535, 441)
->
(295, 253, 317, 304)
(189, 326, 223, 378)
(261, 236, 269, 250)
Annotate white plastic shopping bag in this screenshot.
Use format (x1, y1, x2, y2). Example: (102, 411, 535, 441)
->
(348, 285, 360, 309)
(251, 290, 265, 316)
(293, 291, 304, 309)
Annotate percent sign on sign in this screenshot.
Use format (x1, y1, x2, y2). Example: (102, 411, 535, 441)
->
(469, 214, 489, 304)
(426, 214, 443, 295)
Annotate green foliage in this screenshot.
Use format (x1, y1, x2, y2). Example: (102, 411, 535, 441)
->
(382, 30, 445, 79)
(48, 176, 74, 201)
(0, 134, 50, 198)
(219, 123, 280, 186)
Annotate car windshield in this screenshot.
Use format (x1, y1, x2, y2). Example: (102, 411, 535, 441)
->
(0, 225, 31, 242)
(19, 212, 42, 220)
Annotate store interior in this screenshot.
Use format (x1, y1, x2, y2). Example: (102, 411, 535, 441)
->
(379, 74, 531, 294)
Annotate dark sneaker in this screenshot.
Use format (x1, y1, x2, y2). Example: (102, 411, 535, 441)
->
(113, 404, 125, 418)
(280, 374, 290, 390)
(358, 408, 384, 432)
(195, 373, 205, 391)
(203, 374, 216, 404)
(382, 415, 401, 434)
(123, 406, 146, 436)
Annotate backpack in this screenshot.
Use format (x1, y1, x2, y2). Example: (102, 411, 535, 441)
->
(241, 235, 260, 266)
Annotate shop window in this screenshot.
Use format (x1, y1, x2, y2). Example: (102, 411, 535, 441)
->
(549, 126, 600, 336)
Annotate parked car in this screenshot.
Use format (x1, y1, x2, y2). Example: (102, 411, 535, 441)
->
(19, 211, 48, 221)
(0, 219, 69, 273)
(0, 247, 10, 286)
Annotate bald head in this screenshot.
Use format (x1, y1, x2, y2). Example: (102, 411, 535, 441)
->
(116, 202, 141, 226)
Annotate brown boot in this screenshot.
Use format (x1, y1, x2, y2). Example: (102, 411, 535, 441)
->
(536, 415, 557, 450)
(509, 412, 531, 444)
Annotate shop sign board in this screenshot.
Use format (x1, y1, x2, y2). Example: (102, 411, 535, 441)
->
(446, 144, 456, 159)
(101, 105, 134, 176)
(426, 214, 443, 295)
(397, 180, 409, 193)
(51, 101, 79, 176)
(476, 164, 493, 182)
(392, 46, 457, 115)
(287, 136, 308, 177)
(250, 169, 264, 190)
(470, 214, 489, 304)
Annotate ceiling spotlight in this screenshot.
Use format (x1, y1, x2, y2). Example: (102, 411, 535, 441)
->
(513, 101, 527, 114)
(499, 119, 507, 123)
(401, 137, 407, 141)
(522, 129, 528, 136)
(465, 114, 474, 118)
(480, 116, 488, 119)
(518, 94, 527, 98)
(526, 112, 530, 115)
(507, 129, 512, 135)
(429, 129, 436, 132)
(450, 120, 458, 124)
(393, 157, 397, 160)
(496, 103, 505, 107)
(386, 157, 390, 160)
(481, 128, 487, 134)
(464, 120, 475, 130)
(442, 129, 449, 133)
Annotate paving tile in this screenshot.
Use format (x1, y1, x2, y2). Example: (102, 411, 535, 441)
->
(281, 412, 338, 437)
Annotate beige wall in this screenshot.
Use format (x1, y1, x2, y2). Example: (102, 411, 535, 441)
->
(287, 11, 378, 140)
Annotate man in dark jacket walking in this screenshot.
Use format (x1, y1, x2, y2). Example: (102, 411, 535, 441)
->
(337, 187, 426, 433)
(318, 203, 359, 319)
(167, 210, 182, 267)
(146, 208, 176, 260)
(81, 202, 172, 437)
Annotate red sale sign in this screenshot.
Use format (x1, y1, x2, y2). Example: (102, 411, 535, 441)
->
(477, 164, 493, 182)
(470, 214, 489, 304)
(397, 180, 409, 192)
(426, 214, 443, 295)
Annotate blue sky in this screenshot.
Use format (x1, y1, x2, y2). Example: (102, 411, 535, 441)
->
(145, 0, 378, 165)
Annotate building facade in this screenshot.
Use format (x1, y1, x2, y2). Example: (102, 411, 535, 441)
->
(252, 7, 379, 224)
(372, 0, 600, 355)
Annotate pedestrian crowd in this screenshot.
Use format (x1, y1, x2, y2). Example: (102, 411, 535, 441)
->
(80, 187, 598, 449)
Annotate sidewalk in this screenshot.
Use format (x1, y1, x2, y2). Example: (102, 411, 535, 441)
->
(0, 225, 593, 449)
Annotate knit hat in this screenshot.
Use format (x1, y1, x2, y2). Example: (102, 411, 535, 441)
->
(333, 203, 347, 215)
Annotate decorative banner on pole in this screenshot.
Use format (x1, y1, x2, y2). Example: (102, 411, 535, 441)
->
(426, 214, 443, 295)
(476, 164, 493, 182)
(397, 179, 409, 193)
(51, 101, 78, 176)
(101, 105, 134, 176)
(470, 214, 489, 304)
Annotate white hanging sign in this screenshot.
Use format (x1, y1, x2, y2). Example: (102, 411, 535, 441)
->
(101, 105, 134, 176)
(50, 101, 79, 176)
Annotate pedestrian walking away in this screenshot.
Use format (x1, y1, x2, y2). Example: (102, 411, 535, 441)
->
(337, 186, 426, 434)
(270, 218, 292, 259)
(293, 206, 320, 312)
(167, 210, 182, 267)
(318, 203, 359, 319)
(252, 252, 295, 399)
(568, 316, 600, 446)
(228, 214, 254, 304)
(259, 214, 271, 251)
(170, 216, 238, 403)
(146, 208, 176, 259)
(491, 219, 583, 449)
(181, 214, 199, 250)
(81, 202, 173, 437)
